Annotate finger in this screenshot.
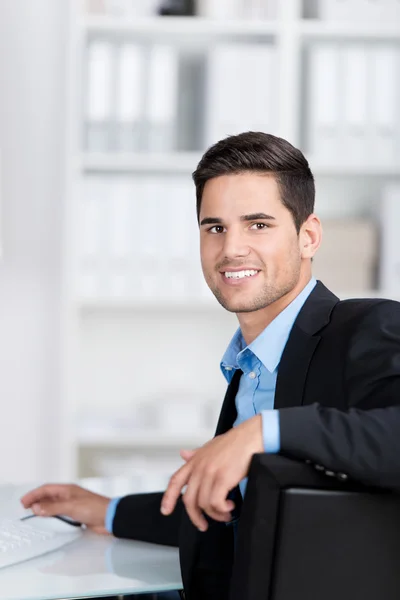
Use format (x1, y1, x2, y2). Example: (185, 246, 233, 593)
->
(198, 472, 234, 522)
(161, 463, 192, 516)
(20, 485, 71, 509)
(197, 467, 214, 514)
(208, 480, 236, 517)
(182, 472, 208, 532)
(180, 449, 197, 462)
(30, 500, 77, 519)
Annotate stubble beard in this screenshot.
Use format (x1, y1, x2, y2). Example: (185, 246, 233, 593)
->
(207, 264, 302, 314)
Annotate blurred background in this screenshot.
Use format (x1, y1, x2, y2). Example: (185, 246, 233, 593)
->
(0, 0, 399, 495)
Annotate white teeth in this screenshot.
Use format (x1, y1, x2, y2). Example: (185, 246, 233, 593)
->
(224, 270, 258, 279)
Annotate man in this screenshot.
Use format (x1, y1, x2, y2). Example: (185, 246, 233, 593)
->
(21, 133, 400, 600)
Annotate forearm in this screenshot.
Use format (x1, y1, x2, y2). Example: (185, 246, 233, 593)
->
(278, 404, 400, 491)
(111, 492, 182, 547)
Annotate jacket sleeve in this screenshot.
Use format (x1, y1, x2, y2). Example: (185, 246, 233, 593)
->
(112, 491, 182, 547)
(345, 300, 400, 409)
(279, 300, 400, 491)
(279, 404, 400, 491)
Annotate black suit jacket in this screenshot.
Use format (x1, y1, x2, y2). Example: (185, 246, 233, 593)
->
(112, 282, 400, 599)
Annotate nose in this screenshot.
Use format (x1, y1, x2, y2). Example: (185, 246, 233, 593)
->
(222, 227, 250, 260)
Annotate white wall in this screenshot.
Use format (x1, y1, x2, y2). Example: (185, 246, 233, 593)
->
(0, 1, 67, 482)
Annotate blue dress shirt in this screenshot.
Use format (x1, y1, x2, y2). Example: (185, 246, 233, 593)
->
(221, 277, 317, 496)
(105, 278, 317, 531)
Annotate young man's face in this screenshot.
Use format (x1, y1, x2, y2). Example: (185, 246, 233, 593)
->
(199, 172, 308, 314)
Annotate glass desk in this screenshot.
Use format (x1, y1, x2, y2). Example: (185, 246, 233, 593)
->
(0, 479, 182, 600)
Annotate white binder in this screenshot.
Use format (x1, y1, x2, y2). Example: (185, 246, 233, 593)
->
(370, 45, 398, 164)
(80, 178, 106, 299)
(308, 44, 340, 162)
(107, 179, 132, 298)
(205, 43, 276, 148)
(146, 45, 179, 152)
(318, 0, 349, 20)
(361, 0, 383, 21)
(136, 178, 162, 299)
(197, 0, 242, 18)
(115, 43, 145, 152)
(341, 45, 368, 164)
(86, 41, 114, 151)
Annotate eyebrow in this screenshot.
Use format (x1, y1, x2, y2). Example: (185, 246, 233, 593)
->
(200, 213, 276, 226)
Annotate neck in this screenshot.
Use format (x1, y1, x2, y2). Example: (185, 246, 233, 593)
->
(237, 274, 313, 346)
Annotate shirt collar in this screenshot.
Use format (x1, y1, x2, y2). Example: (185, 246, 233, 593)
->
(220, 277, 317, 380)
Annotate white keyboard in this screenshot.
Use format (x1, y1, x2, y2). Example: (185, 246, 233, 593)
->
(0, 517, 82, 569)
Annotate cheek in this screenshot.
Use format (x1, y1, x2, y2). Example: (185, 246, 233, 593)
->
(200, 240, 214, 271)
(200, 236, 219, 260)
(257, 235, 299, 269)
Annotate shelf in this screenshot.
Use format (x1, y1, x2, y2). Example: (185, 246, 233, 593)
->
(81, 153, 400, 177)
(83, 16, 278, 39)
(77, 430, 213, 449)
(309, 160, 400, 177)
(300, 21, 400, 41)
(83, 16, 400, 42)
(81, 152, 201, 174)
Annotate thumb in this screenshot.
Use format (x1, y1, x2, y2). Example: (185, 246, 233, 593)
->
(180, 448, 197, 462)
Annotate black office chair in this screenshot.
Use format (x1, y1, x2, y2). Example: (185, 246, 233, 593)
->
(230, 454, 400, 600)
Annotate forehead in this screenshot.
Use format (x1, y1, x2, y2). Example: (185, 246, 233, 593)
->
(200, 173, 284, 216)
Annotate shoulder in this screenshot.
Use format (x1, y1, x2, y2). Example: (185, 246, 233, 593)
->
(331, 298, 400, 334)
(333, 297, 400, 323)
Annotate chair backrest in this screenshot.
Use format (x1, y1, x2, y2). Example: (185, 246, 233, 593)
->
(229, 454, 400, 600)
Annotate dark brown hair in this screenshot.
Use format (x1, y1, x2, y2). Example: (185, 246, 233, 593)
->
(193, 131, 315, 233)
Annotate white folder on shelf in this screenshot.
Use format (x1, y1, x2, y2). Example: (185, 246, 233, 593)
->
(79, 178, 106, 299)
(319, 0, 384, 21)
(370, 45, 398, 164)
(386, 0, 400, 20)
(135, 178, 162, 300)
(115, 43, 145, 152)
(246, 0, 277, 20)
(341, 45, 368, 165)
(307, 44, 340, 162)
(160, 178, 194, 301)
(205, 44, 277, 148)
(318, 0, 350, 20)
(379, 184, 400, 295)
(246, 0, 265, 19)
(145, 45, 179, 153)
(85, 41, 114, 152)
(107, 179, 132, 298)
(104, 0, 128, 15)
(360, 0, 383, 21)
(197, 0, 242, 18)
(129, 0, 159, 16)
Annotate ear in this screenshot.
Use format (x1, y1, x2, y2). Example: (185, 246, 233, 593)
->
(300, 214, 322, 259)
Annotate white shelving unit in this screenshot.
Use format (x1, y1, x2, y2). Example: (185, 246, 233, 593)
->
(61, 0, 400, 482)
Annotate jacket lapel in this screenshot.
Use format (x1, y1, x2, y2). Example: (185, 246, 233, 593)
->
(274, 281, 339, 410)
(274, 327, 320, 409)
(215, 369, 241, 436)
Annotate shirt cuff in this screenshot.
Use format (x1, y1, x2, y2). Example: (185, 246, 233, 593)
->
(105, 497, 122, 533)
(261, 410, 280, 453)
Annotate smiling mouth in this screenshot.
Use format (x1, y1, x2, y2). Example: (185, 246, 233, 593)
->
(222, 269, 260, 280)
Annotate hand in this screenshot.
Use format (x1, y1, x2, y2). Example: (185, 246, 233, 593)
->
(161, 415, 263, 531)
(20, 484, 111, 535)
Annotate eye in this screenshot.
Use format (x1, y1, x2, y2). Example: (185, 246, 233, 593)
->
(250, 222, 269, 230)
(208, 225, 225, 234)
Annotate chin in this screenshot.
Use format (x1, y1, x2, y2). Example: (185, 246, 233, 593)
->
(215, 294, 264, 314)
